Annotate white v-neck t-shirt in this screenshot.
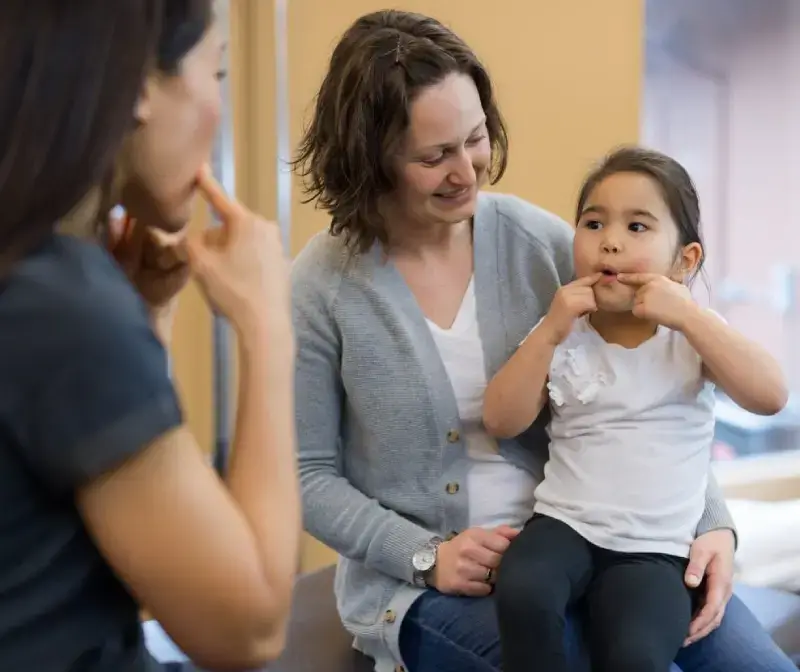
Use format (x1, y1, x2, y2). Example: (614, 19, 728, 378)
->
(533, 316, 716, 557)
(426, 277, 537, 530)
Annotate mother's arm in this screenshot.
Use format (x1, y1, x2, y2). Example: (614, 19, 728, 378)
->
(681, 470, 738, 643)
(292, 257, 435, 585)
(697, 471, 737, 543)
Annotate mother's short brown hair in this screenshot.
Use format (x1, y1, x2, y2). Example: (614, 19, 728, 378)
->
(293, 10, 508, 252)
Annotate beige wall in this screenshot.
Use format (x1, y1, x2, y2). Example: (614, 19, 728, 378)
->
(172, 0, 645, 572)
(161, 0, 800, 576)
(169, 1, 277, 456)
(173, 0, 645, 572)
(285, 0, 645, 571)
(288, 1, 643, 257)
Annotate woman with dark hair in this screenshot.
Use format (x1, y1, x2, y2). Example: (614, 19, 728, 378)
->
(0, 2, 298, 671)
(291, 9, 795, 672)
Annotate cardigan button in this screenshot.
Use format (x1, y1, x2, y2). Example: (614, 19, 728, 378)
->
(383, 609, 397, 624)
(446, 429, 460, 443)
(445, 482, 460, 495)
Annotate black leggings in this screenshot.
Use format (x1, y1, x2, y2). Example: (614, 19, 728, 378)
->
(494, 515, 696, 672)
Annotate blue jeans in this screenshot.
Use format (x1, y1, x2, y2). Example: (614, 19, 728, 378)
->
(398, 589, 797, 672)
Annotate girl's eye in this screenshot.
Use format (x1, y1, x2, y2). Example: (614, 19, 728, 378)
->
(629, 222, 647, 233)
(584, 220, 602, 230)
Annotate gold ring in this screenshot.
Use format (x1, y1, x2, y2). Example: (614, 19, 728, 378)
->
(485, 568, 495, 583)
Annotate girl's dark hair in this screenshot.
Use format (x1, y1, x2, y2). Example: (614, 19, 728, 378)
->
(576, 146, 705, 274)
(293, 10, 509, 253)
(0, 0, 212, 271)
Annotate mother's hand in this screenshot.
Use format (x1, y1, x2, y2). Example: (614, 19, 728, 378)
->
(683, 528, 736, 646)
(430, 525, 518, 597)
(108, 213, 191, 339)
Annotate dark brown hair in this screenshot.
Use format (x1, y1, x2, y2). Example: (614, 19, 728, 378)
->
(293, 10, 509, 253)
(0, 0, 212, 272)
(158, 0, 213, 73)
(576, 146, 705, 274)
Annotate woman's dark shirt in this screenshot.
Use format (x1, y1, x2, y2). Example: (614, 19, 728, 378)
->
(0, 235, 183, 671)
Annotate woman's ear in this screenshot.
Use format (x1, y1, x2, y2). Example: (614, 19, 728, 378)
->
(671, 242, 703, 283)
(134, 77, 156, 126)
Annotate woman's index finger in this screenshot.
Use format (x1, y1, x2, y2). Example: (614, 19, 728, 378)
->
(195, 164, 243, 220)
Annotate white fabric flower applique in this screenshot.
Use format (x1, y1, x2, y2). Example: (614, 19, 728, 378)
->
(547, 344, 608, 407)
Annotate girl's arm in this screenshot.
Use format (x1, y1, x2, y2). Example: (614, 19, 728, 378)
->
(483, 321, 557, 439)
(680, 308, 788, 416)
(484, 274, 601, 438)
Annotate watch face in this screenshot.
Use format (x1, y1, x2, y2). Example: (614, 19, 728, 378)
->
(412, 547, 436, 573)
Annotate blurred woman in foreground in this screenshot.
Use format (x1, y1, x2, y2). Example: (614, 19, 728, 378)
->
(0, 2, 299, 670)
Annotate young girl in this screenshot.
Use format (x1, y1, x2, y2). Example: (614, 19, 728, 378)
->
(484, 146, 788, 672)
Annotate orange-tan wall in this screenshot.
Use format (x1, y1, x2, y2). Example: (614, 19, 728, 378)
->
(169, 0, 276, 456)
(172, 0, 645, 573)
(288, 0, 643, 255)
(287, 0, 644, 571)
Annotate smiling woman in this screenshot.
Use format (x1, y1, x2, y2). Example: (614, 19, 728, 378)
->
(292, 10, 507, 254)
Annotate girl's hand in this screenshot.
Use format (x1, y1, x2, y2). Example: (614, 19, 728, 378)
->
(617, 273, 696, 331)
(541, 274, 602, 345)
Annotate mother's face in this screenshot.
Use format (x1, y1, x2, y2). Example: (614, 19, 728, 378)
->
(392, 73, 491, 227)
(121, 24, 224, 233)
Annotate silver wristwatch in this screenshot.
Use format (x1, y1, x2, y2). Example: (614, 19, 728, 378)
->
(412, 537, 443, 588)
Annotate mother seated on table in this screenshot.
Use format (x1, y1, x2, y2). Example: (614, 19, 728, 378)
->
(290, 8, 797, 672)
